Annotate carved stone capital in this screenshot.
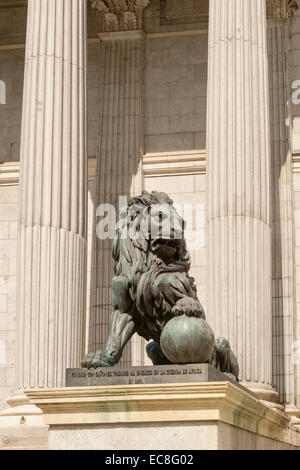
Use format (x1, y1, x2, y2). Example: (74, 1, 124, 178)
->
(91, 0, 150, 32)
(266, 0, 298, 20)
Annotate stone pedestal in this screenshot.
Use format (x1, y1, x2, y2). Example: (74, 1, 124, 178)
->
(25, 382, 300, 450)
(0, 395, 48, 450)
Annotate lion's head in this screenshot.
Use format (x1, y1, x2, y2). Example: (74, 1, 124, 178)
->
(112, 191, 191, 286)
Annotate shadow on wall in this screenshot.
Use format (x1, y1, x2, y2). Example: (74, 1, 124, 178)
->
(269, 45, 296, 406)
(0, 47, 25, 162)
(0, 81, 6, 105)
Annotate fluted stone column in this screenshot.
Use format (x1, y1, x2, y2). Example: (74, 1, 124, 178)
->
(267, 1, 300, 418)
(15, 0, 88, 392)
(206, 0, 276, 400)
(89, 31, 144, 367)
(87, 0, 150, 368)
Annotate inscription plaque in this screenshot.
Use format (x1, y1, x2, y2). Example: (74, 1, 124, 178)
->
(66, 364, 256, 397)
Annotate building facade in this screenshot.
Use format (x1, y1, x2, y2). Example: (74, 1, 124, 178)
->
(0, 0, 300, 448)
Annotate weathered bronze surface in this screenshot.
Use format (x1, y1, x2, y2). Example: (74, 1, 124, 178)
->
(81, 191, 239, 381)
(160, 316, 215, 364)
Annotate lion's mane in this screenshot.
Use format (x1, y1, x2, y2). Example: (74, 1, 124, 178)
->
(112, 191, 199, 342)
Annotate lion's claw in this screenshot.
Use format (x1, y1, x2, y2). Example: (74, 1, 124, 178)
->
(91, 351, 115, 368)
(81, 351, 115, 369)
(81, 352, 95, 369)
(171, 297, 205, 319)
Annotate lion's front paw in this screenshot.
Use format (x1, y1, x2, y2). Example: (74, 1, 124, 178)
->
(81, 351, 114, 369)
(81, 352, 96, 369)
(171, 297, 205, 318)
(91, 351, 115, 368)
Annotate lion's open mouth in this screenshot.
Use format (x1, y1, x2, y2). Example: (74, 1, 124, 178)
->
(150, 237, 183, 260)
(152, 237, 182, 248)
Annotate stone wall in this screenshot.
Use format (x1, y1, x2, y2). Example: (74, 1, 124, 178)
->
(0, 49, 23, 162)
(0, 2, 209, 157)
(143, 0, 209, 34)
(0, 184, 18, 409)
(0, 2, 27, 47)
(290, 7, 300, 154)
(0, 35, 19, 406)
(293, 172, 300, 410)
(290, 6, 300, 411)
(87, 43, 101, 160)
(144, 34, 207, 154)
(0, 43, 101, 163)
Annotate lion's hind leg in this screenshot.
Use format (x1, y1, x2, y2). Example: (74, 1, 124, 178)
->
(146, 342, 171, 365)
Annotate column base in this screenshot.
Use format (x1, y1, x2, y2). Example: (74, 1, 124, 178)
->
(285, 406, 300, 428)
(290, 418, 300, 429)
(0, 394, 48, 450)
(242, 382, 279, 406)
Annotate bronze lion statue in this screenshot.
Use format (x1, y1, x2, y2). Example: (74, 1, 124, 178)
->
(82, 190, 239, 381)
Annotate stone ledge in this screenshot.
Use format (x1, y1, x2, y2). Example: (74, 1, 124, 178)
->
(0, 159, 97, 185)
(25, 381, 300, 448)
(143, 150, 206, 176)
(0, 161, 20, 186)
